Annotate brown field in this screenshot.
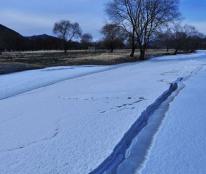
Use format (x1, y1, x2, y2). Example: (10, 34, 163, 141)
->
(0, 49, 175, 74)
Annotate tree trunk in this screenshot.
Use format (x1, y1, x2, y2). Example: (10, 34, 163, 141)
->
(130, 43, 135, 57)
(110, 45, 114, 53)
(139, 49, 145, 60)
(139, 45, 146, 60)
(64, 40, 68, 54)
(166, 46, 169, 53)
(130, 29, 135, 57)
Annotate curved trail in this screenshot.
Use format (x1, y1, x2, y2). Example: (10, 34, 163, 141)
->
(90, 78, 184, 174)
(90, 66, 204, 174)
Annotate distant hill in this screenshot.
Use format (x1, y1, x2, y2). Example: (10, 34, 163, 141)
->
(26, 34, 81, 50)
(26, 34, 63, 50)
(0, 24, 65, 51)
(0, 24, 25, 51)
(0, 24, 85, 51)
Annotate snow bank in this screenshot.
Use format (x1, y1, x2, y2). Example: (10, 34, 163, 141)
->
(152, 50, 206, 61)
(0, 65, 109, 100)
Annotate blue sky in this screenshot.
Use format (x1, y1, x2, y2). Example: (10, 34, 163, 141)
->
(0, 0, 205, 39)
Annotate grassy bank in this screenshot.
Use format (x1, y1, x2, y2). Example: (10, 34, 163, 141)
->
(0, 49, 176, 74)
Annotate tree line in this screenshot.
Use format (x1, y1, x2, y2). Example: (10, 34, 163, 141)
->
(52, 0, 206, 59)
(1, 0, 206, 59)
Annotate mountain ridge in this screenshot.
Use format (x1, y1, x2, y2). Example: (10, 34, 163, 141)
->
(0, 24, 65, 51)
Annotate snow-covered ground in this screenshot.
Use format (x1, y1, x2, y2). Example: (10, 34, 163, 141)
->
(0, 65, 111, 100)
(0, 51, 206, 174)
(139, 66, 206, 174)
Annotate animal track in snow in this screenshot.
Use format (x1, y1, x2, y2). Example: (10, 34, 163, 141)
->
(100, 97, 146, 114)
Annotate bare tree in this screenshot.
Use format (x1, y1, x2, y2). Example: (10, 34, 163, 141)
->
(81, 33, 93, 49)
(53, 20, 82, 53)
(106, 0, 180, 59)
(157, 28, 173, 52)
(185, 26, 205, 52)
(101, 23, 125, 53)
(169, 24, 203, 54)
(81, 33, 93, 43)
(106, 0, 138, 56)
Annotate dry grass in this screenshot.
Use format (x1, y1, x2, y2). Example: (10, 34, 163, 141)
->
(0, 49, 175, 74)
(63, 49, 175, 65)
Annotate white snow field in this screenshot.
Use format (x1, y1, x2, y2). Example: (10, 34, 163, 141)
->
(139, 66, 206, 174)
(0, 51, 206, 174)
(0, 65, 111, 100)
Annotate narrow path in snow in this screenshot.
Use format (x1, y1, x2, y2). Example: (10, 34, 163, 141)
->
(90, 78, 183, 174)
(90, 66, 204, 174)
(139, 66, 206, 174)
